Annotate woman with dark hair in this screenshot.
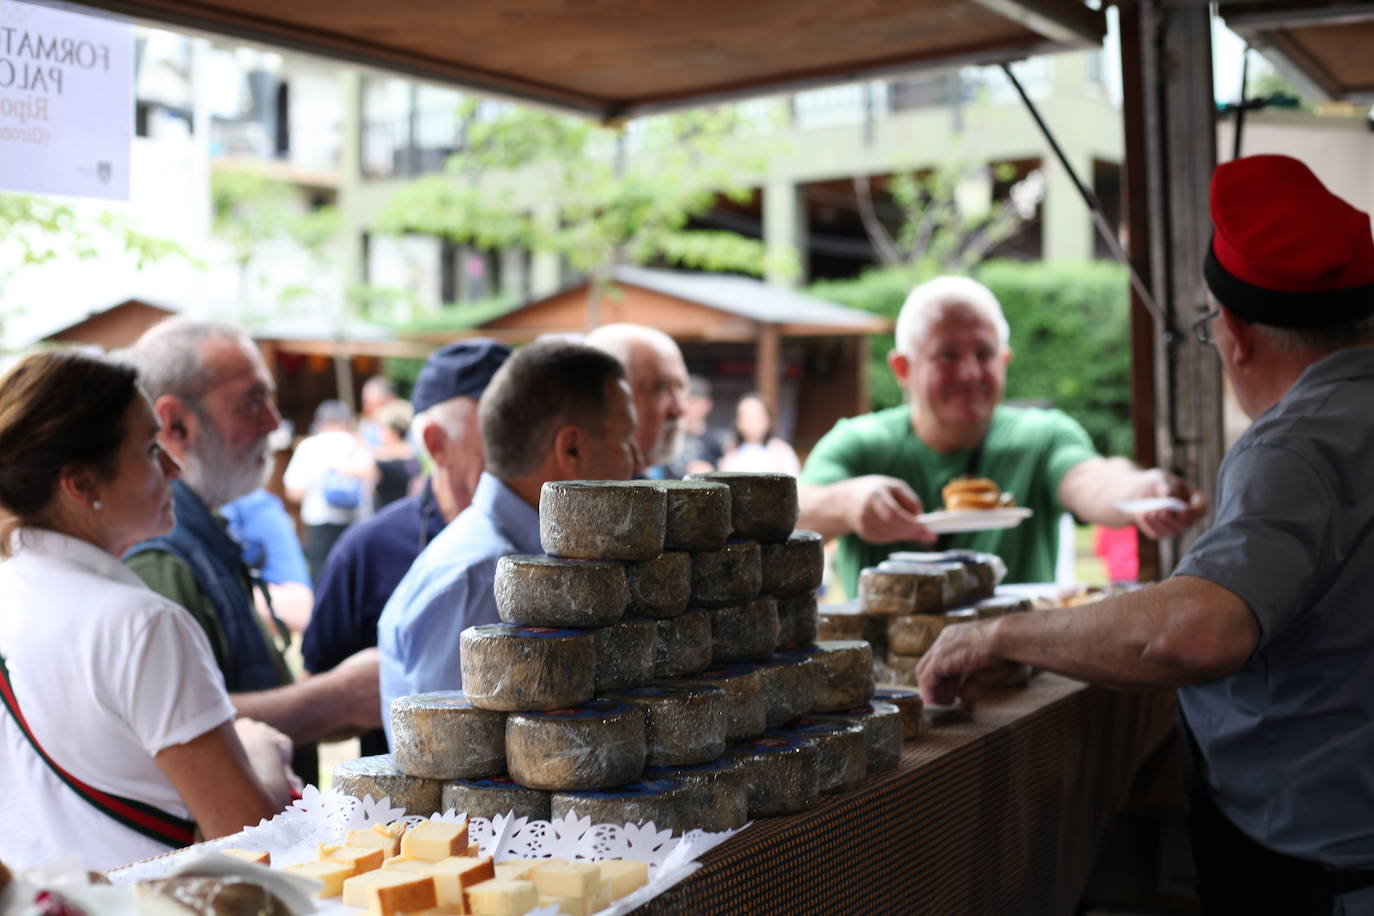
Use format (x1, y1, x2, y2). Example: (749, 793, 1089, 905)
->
(719, 392, 801, 476)
(0, 350, 284, 870)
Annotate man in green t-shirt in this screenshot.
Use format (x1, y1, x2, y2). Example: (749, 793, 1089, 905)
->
(799, 276, 1206, 592)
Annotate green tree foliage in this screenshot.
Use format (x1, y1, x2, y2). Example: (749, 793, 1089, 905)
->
(810, 260, 1134, 457)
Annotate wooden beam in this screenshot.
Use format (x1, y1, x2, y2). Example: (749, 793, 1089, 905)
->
(755, 323, 782, 417)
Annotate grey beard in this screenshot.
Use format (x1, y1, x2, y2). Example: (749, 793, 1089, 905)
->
(181, 424, 270, 509)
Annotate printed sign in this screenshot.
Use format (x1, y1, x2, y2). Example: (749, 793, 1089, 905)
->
(0, 0, 132, 199)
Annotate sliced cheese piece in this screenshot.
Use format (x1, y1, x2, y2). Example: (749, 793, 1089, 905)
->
(539, 893, 592, 916)
(494, 554, 628, 628)
(505, 700, 646, 791)
(688, 540, 762, 609)
(401, 819, 470, 861)
(464, 878, 540, 916)
(381, 855, 433, 874)
(428, 855, 496, 908)
(540, 481, 666, 560)
(461, 624, 596, 712)
(344, 824, 402, 859)
(322, 845, 385, 877)
(217, 849, 269, 866)
(596, 859, 649, 900)
(282, 860, 352, 898)
(342, 869, 426, 909)
(367, 872, 437, 916)
(527, 861, 601, 899)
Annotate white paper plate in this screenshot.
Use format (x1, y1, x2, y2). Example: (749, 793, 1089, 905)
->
(915, 507, 1033, 534)
(1114, 497, 1189, 514)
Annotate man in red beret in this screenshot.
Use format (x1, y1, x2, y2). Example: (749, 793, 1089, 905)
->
(919, 154, 1374, 912)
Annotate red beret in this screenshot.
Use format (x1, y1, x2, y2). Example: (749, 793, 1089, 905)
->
(1205, 155, 1374, 329)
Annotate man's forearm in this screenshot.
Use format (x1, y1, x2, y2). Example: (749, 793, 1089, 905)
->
(797, 481, 854, 539)
(1057, 457, 1141, 527)
(230, 665, 376, 745)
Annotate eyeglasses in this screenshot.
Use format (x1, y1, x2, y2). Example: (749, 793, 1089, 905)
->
(1192, 308, 1221, 346)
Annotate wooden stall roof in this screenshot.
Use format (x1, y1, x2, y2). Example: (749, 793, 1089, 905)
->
(478, 266, 891, 341)
(42, 298, 176, 351)
(1221, 2, 1374, 103)
(74, 0, 1104, 121)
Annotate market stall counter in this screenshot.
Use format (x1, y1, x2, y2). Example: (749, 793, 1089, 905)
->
(631, 674, 1176, 915)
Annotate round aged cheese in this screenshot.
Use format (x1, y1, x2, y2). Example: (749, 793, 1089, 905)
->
(689, 540, 762, 608)
(784, 641, 875, 713)
(874, 687, 924, 740)
(886, 606, 975, 656)
(724, 733, 819, 817)
(783, 718, 867, 793)
(494, 555, 628, 628)
(390, 691, 506, 780)
(505, 700, 646, 791)
(539, 481, 666, 560)
(817, 603, 886, 648)
(671, 663, 766, 741)
(623, 552, 691, 618)
(641, 758, 749, 832)
(859, 564, 951, 615)
(333, 754, 443, 816)
(809, 700, 903, 771)
(461, 624, 597, 712)
(629, 479, 732, 552)
(442, 774, 551, 822)
(608, 683, 727, 766)
(594, 617, 658, 692)
(759, 530, 824, 597)
(775, 593, 818, 652)
(688, 471, 798, 542)
(975, 594, 1034, 618)
(752, 652, 820, 727)
(552, 778, 695, 834)
(709, 597, 779, 663)
(888, 550, 1002, 601)
(653, 609, 712, 678)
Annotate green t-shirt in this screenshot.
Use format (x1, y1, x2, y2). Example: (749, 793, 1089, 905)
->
(800, 404, 1100, 594)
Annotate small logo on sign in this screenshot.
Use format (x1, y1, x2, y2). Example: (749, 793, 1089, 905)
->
(97, 162, 111, 183)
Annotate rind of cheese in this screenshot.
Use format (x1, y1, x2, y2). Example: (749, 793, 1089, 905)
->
(390, 691, 506, 780)
(460, 624, 596, 712)
(817, 606, 886, 648)
(687, 471, 799, 541)
(786, 641, 875, 713)
(724, 733, 820, 817)
(874, 687, 925, 740)
(540, 481, 666, 560)
(465, 878, 540, 915)
(688, 540, 762, 608)
(608, 683, 727, 766)
(505, 700, 647, 791)
(283, 860, 351, 898)
(623, 552, 691, 618)
(332, 754, 443, 817)
(858, 564, 950, 615)
(400, 819, 469, 861)
(425, 855, 495, 908)
(758, 530, 824, 597)
(809, 700, 904, 771)
(641, 757, 749, 832)
(597, 859, 649, 899)
(442, 775, 551, 822)
(551, 777, 695, 835)
(669, 663, 766, 741)
(341, 869, 412, 907)
(752, 653, 820, 728)
(368, 872, 438, 916)
(494, 554, 628, 628)
(593, 617, 658, 692)
(774, 593, 819, 652)
(784, 718, 868, 793)
(626, 479, 732, 551)
(708, 597, 779, 663)
(652, 609, 712, 678)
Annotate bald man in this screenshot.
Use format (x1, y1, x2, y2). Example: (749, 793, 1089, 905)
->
(585, 323, 688, 477)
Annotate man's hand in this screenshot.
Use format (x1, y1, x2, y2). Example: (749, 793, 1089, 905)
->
(1129, 468, 1209, 540)
(842, 475, 939, 545)
(232, 717, 301, 809)
(916, 621, 1019, 710)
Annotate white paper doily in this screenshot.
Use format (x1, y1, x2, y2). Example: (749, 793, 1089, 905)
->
(106, 787, 744, 915)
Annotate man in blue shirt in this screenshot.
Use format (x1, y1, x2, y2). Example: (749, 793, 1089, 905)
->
(918, 155, 1374, 912)
(378, 340, 640, 738)
(302, 340, 510, 756)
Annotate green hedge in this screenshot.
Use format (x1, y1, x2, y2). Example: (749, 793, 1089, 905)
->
(809, 260, 1134, 457)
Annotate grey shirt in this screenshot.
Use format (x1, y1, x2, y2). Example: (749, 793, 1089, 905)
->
(1175, 345, 1374, 869)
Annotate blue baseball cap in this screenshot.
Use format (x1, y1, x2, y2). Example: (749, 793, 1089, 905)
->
(411, 339, 512, 414)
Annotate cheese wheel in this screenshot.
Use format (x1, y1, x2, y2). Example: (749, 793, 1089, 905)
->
(671, 663, 766, 741)
(390, 691, 506, 779)
(809, 701, 903, 771)
(539, 481, 666, 560)
(608, 683, 727, 766)
(461, 625, 596, 712)
(653, 609, 712, 678)
(551, 778, 695, 834)
(783, 719, 867, 793)
(859, 564, 951, 615)
(888, 550, 1003, 601)
(752, 652, 820, 727)
(594, 617, 657, 692)
(623, 552, 691, 618)
(775, 593, 819, 652)
(975, 594, 1034, 618)
(689, 540, 762, 608)
(785, 641, 875, 713)
(641, 758, 749, 832)
(874, 687, 924, 740)
(758, 530, 824, 597)
(505, 700, 646, 791)
(333, 754, 443, 816)
(817, 604, 886, 648)
(628, 479, 733, 552)
(709, 597, 779, 663)
(442, 775, 552, 822)
(886, 606, 975, 656)
(723, 733, 819, 817)
(687, 471, 798, 542)
(494, 555, 628, 627)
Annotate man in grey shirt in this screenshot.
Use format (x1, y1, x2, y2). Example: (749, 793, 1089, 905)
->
(918, 154, 1374, 913)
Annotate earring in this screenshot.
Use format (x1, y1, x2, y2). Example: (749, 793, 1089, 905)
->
(93, 500, 103, 510)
